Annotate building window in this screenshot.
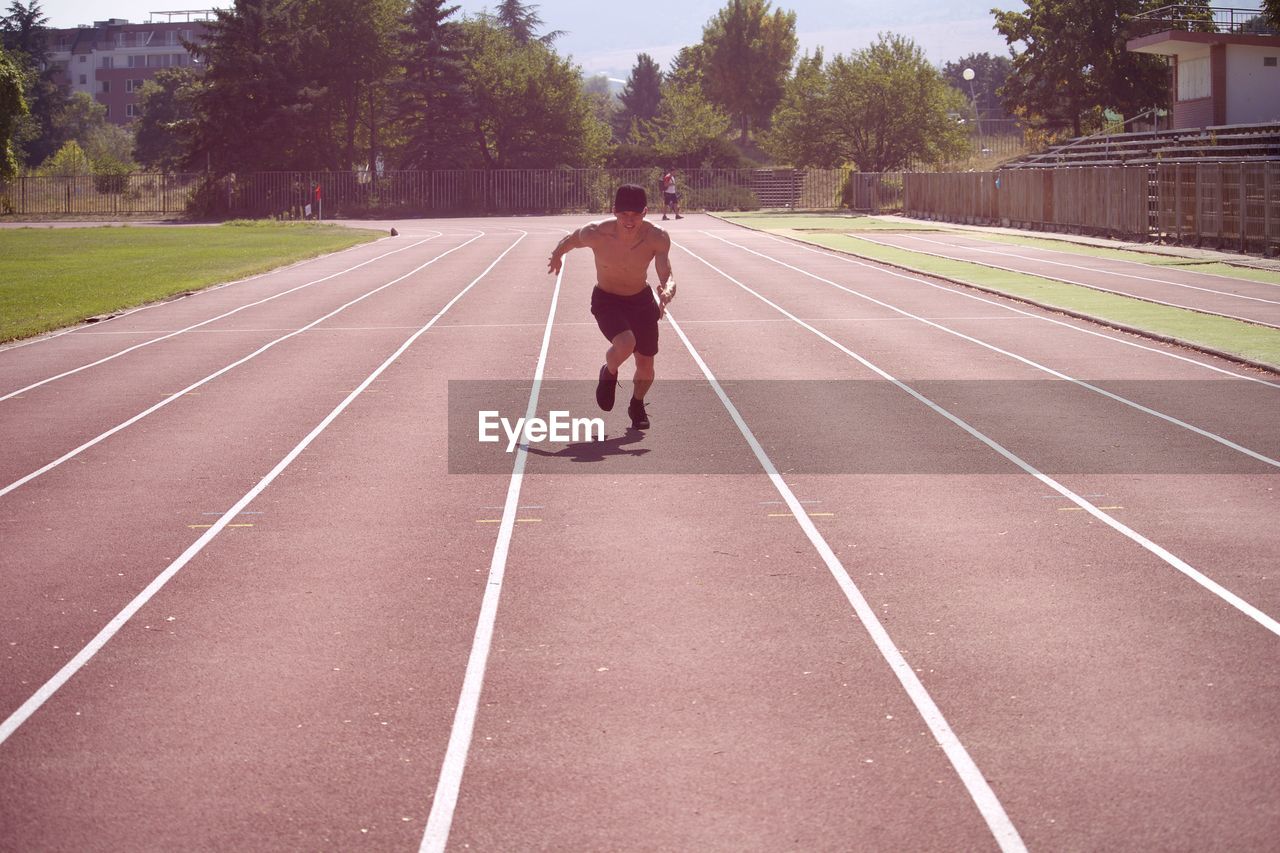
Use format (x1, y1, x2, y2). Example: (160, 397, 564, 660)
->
(126, 78, 146, 93)
(1177, 56, 1210, 101)
(78, 54, 86, 63)
(101, 56, 113, 69)
(1265, 57, 1278, 67)
(128, 54, 144, 68)
(102, 80, 110, 93)
(78, 74, 86, 84)
(126, 104, 138, 118)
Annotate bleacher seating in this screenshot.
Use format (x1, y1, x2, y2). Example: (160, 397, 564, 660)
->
(999, 122, 1280, 169)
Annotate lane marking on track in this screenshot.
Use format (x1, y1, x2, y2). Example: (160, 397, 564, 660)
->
(677, 242, 1280, 639)
(855, 233, 1280, 329)
(0, 231, 528, 749)
(419, 253, 566, 853)
(701, 232, 1280, 469)
(965, 232, 1280, 288)
(1058, 506, 1124, 512)
(0, 235, 446, 402)
(663, 310, 1028, 853)
(724, 230, 1280, 390)
(0, 234, 486, 501)
(894, 233, 1280, 305)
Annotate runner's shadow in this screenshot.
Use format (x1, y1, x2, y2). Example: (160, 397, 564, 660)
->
(524, 428, 650, 464)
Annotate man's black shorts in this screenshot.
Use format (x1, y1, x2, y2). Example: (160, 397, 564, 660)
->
(591, 286, 660, 356)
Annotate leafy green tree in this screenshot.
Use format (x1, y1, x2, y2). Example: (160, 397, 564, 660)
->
(393, 0, 470, 168)
(134, 68, 197, 171)
(613, 53, 662, 140)
(2, 0, 68, 167)
(643, 76, 732, 168)
(0, 44, 27, 179)
(762, 49, 837, 167)
(307, 0, 405, 172)
(993, 0, 1172, 136)
(941, 52, 1014, 126)
(699, 0, 797, 142)
(1265, 0, 1279, 29)
(459, 18, 608, 168)
(39, 138, 89, 175)
(819, 34, 969, 172)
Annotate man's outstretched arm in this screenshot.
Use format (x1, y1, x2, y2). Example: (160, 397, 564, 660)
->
(654, 231, 676, 317)
(547, 226, 593, 274)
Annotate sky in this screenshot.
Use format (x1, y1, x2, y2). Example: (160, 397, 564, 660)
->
(37, 0, 1027, 79)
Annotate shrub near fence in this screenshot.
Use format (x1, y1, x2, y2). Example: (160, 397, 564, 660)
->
(0, 173, 204, 216)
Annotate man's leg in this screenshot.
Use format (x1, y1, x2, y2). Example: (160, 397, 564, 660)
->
(628, 354, 654, 429)
(632, 353, 655, 400)
(596, 329, 635, 411)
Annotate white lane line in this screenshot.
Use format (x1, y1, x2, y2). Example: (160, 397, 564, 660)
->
(664, 310, 1027, 852)
(677, 242, 1280, 639)
(967, 233, 1280, 288)
(896, 233, 1280, 305)
(857, 233, 1280, 329)
(703, 233, 1280, 469)
(0, 234, 486, 500)
(0, 232, 527, 749)
(419, 254, 565, 853)
(0, 235, 447, 402)
(725, 230, 1280, 390)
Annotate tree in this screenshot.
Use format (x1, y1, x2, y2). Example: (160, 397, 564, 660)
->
(777, 33, 968, 172)
(489, 0, 562, 45)
(392, 0, 470, 168)
(699, 0, 797, 142)
(613, 53, 662, 140)
(643, 76, 732, 168)
(761, 49, 837, 167)
(0, 45, 27, 179)
(458, 19, 608, 168)
(134, 68, 197, 171)
(189, 0, 333, 173)
(941, 52, 1014, 127)
(1265, 0, 1280, 29)
(993, 0, 1172, 137)
(2, 0, 68, 167)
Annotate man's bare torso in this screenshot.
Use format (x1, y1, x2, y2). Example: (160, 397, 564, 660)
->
(580, 219, 668, 296)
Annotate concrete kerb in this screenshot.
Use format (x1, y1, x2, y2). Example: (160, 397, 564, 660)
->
(708, 213, 1280, 377)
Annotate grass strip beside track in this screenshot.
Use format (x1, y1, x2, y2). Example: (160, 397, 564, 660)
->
(0, 221, 381, 342)
(960, 232, 1280, 284)
(719, 211, 942, 232)
(715, 214, 1280, 369)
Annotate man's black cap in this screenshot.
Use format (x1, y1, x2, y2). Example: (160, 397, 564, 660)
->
(614, 184, 647, 213)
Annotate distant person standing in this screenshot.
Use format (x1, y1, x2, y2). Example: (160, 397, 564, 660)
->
(661, 169, 682, 220)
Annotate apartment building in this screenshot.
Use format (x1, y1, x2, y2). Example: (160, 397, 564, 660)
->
(45, 13, 211, 125)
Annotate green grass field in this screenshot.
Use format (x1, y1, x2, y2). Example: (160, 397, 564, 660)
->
(714, 213, 1280, 369)
(0, 221, 381, 343)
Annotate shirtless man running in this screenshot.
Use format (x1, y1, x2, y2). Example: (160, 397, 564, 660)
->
(547, 184, 676, 430)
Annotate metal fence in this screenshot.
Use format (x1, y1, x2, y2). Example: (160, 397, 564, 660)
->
(903, 162, 1280, 255)
(0, 168, 856, 218)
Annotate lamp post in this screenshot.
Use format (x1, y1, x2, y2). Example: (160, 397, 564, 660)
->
(962, 67, 982, 138)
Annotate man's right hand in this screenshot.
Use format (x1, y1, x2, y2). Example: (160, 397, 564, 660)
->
(547, 254, 562, 275)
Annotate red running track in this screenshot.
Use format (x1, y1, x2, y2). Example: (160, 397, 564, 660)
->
(0, 215, 1277, 851)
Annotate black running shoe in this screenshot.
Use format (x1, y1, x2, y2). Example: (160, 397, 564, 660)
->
(628, 397, 650, 430)
(596, 364, 617, 411)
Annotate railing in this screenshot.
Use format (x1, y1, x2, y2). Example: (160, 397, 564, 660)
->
(902, 162, 1280, 255)
(0, 168, 857, 218)
(1129, 4, 1276, 37)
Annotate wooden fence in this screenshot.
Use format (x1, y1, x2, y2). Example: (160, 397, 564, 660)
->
(903, 162, 1279, 254)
